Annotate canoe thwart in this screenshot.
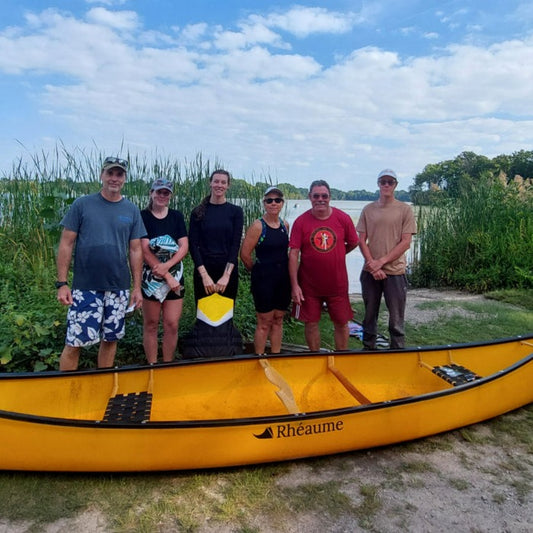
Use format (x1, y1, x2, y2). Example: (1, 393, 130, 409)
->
(327, 356, 371, 405)
(103, 392, 153, 423)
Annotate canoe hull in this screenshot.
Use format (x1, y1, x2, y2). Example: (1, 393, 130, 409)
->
(1, 335, 532, 472)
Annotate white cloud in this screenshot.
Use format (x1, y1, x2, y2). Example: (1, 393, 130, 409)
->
(213, 21, 288, 51)
(86, 7, 138, 31)
(2, 4, 533, 190)
(400, 26, 416, 36)
(180, 23, 208, 44)
(250, 6, 359, 38)
(85, 0, 127, 5)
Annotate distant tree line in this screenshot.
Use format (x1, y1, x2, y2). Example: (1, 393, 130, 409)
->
(229, 181, 411, 202)
(231, 149, 533, 205)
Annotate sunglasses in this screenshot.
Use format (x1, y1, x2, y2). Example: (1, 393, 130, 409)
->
(311, 193, 329, 200)
(103, 156, 129, 170)
(264, 197, 283, 204)
(379, 179, 396, 186)
(155, 189, 171, 196)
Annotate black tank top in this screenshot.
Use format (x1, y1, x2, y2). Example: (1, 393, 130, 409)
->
(255, 218, 289, 265)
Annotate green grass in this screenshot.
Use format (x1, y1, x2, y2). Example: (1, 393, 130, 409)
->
(354, 484, 383, 530)
(287, 480, 354, 516)
(486, 288, 533, 309)
(398, 460, 435, 474)
(406, 300, 533, 346)
(448, 478, 471, 491)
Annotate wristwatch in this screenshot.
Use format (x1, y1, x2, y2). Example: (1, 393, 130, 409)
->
(55, 281, 68, 289)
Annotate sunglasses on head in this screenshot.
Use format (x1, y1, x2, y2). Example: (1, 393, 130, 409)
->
(264, 197, 283, 204)
(311, 193, 329, 200)
(103, 156, 129, 170)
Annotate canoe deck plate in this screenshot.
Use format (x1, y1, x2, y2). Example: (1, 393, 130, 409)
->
(432, 364, 481, 386)
(103, 392, 152, 423)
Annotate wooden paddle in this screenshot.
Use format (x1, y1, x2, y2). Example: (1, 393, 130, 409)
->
(259, 358, 300, 415)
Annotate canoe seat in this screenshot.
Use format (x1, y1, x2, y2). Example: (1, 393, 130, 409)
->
(103, 392, 152, 423)
(432, 364, 481, 386)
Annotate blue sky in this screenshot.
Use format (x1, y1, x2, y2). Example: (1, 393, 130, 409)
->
(1, 1, 533, 191)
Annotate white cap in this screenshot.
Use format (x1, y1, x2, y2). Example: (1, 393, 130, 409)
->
(377, 169, 398, 181)
(263, 186, 284, 197)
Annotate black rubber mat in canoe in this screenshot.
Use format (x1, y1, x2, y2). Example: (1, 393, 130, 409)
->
(103, 392, 152, 423)
(432, 364, 481, 386)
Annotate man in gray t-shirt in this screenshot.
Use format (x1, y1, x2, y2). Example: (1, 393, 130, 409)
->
(56, 157, 146, 370)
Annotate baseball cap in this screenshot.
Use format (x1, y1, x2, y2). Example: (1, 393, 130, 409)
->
(151, 178, 173, 192)
(102, 157, 128, 173)
(377, 169, 398, 181)
(263, 186, 284, 197)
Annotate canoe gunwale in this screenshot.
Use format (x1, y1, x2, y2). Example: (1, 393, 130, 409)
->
(1, 349, 531, 430)
(0, 333, 531, 381)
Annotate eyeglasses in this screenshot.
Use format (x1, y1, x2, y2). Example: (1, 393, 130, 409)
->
(264, 197, 283, 204)
(103, 157, 129, 170)
(155, 189, 171, 196)
(378, 179, 396, 186)
(311, 193, 329, 200)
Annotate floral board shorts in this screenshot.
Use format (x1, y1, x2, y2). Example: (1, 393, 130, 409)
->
(65, 290, 129, 347)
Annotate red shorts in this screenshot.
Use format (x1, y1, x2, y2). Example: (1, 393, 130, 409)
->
(291, 293, 353, 324)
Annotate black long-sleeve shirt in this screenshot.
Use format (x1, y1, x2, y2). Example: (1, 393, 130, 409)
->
(188, 202, 244, 268)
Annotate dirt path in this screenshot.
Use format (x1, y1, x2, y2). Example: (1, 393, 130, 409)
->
(404, 288, 487, 324)
(352, 287, 487, 326)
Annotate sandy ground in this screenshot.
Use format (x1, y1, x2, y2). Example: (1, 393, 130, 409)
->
(403, 288, 487, 325)
(2, 289, 531, 532)
(356, 287, 486, 326)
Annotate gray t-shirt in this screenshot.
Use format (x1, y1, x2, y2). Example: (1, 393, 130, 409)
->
(60, 193, 146, 290)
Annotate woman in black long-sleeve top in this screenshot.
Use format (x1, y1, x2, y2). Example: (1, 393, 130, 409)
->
(189, 170, 244, 302)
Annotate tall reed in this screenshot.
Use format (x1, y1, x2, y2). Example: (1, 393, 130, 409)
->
(1, 149, 265, 274)
(410, 175, 533, 292)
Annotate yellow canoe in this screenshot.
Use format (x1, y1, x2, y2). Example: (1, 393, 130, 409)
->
(0, 334, 532, 472)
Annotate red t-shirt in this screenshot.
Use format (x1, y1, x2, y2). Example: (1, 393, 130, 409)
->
(289, 207, 358, 297)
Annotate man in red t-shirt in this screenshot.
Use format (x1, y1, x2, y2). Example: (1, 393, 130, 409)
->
(289, 180, 359, 351)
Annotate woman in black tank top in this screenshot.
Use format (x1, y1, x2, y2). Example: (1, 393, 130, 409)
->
(240, 187, 291, 354)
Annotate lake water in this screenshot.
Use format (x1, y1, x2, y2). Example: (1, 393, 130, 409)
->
(282, 200, 369, 294)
